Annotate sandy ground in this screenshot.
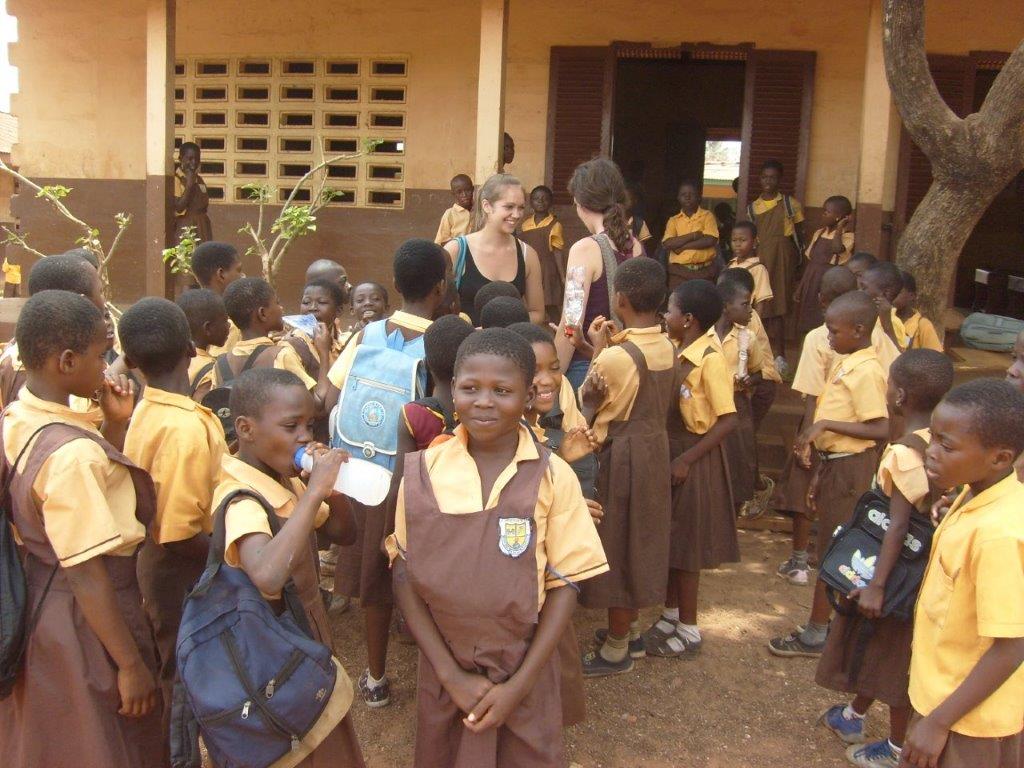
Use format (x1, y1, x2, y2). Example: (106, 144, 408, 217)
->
(329, 529, 891, 768)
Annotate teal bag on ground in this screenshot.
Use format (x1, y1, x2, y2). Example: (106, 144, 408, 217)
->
(959, 312, 1024, 352)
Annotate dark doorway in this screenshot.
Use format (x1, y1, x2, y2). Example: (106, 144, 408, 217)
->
(612, 58, 746, 242)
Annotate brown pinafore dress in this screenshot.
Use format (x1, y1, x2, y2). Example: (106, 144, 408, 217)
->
(175, 175, 213, 243)
(794, 230, 840, 335)
(580, 341, 678, 610)
(667, 352, 740, 572)
(403, 446, 565, 768)
(750, 198, 798, 320)
(518, 217, 564, 324)
(0, 421, 164, 768)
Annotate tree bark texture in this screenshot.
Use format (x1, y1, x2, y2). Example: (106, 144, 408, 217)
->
(883, 0, 1024, 326)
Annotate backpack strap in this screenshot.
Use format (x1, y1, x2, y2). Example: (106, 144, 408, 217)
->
(592, 233, 622, 324)
(189, 362, 216, 397)
(783, 195, 805, 253)
(454, 235, 469, 290)
(193, 487, 313, 639)
(217, 344, 275, 385)
(746, 202, 755, 222)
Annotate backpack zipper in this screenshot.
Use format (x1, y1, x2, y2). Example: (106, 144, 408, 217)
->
(352, 376, 406, 395)
(265, 649, 304, 699)
(221, 634, 300, 742)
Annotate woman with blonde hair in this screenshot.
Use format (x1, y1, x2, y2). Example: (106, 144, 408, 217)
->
(444, 174, 544, 326)
(555, 157, 645, 390)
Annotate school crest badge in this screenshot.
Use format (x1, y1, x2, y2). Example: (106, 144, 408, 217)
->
(498, 517, 531, 558)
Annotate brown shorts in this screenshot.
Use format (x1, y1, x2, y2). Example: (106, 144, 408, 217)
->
(908, 712, 1022, 768)
(667, 261, 719, 292)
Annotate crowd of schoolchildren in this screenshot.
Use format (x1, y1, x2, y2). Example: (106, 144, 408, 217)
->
(0, 152, 1020, 768)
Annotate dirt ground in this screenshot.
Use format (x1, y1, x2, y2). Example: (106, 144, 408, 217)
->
(329, 529, 885, 768)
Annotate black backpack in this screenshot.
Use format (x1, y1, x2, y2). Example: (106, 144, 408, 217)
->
(189, 361, 215, 398)
(0, 423, 61, 699)
(201, 346, 273, 443)
(819, 433, 936, 622)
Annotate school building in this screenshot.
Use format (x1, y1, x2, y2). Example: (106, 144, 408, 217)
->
(6, 0, 1024, 306)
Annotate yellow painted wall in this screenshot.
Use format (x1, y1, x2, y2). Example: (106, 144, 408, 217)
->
(8, 0, 147, 179)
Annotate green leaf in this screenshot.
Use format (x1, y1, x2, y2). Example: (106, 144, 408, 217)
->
(37, 184, 72, 200)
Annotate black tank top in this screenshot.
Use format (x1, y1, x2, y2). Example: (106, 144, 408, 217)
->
(458, 237, 527, 325)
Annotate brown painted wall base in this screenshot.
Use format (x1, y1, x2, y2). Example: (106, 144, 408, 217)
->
(853, 202, 893, 261)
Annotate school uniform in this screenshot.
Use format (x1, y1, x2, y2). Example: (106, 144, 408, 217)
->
(0, 340, 26, 408)
(214, 455, 364, 768)
(402, 398, 457, 451)
(433, 203, 472, 245)
(124, 387, 227, 744)
(794, 227, 854, 334)
(327, 310, 432, 608)
(387, 424, 607, 765)
(746, 310, 781, 431)
(908, 473, 1024, 766)
(215, 335, 317, 389)
(519, 213, 566, 322)
(707, 323, 766, 505)
(809, 347, 887, 560)
(208, 319, 242, 358)
(187, 347, 217, 402)
(873, 309, 907, 373)
(668, 337, 739, 571)
(902, 310, 943, 352)
(174, 173, 212, 243)
(729, 255, 774, 308)
(748, 194, 805, 319)
(535, 376, 596, 501)
(579, 326, 679, 610)
(663, 208, 719, 290)
(815, 429, 931, 707)
(0, 389, 163, 768)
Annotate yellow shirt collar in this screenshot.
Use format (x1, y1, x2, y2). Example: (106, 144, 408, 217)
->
(450, 422, 540, 464)
(221, 454, 298, 510)
(949, 472, 1021, 519)
(140, 385, 200, 412)
(610, 325, 664, 345)
(17, 386, 104, 427)
(680, 336, 713, 366)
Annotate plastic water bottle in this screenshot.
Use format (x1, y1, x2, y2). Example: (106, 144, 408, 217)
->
(737, 328, 750, 379)
(292, 446, 392, 507)
(563, 265, 586, 336)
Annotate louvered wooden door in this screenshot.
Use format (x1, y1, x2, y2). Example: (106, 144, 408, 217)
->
(893, 55, 976, 231)
(545, 47, 615, 205)
(737, 49, 816, 215)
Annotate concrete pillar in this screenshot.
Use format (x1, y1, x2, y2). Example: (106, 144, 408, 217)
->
(145, 0, 175, 298)
(854, 0, 903, 260)
(474, 0, 509, 183)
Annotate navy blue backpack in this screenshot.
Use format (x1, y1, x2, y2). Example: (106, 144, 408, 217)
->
(171, 490, 337, 768)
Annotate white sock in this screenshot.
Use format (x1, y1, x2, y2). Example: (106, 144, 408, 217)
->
(365, 670, 387, 689)
(889, 740, 902, 755)
(662, 607, 680, 622)
(842, 704, 865, 720)
(676, 623, 701, 642)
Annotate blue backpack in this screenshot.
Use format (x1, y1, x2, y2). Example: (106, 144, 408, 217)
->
(330, 318, 426, 473)
(171, 490, 337, 768)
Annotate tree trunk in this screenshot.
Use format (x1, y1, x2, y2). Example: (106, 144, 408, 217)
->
(896, 179, 1003, 323)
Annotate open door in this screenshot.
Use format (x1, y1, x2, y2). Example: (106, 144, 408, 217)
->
(737, 49, 816, 215)
(545, 46, 615, 205)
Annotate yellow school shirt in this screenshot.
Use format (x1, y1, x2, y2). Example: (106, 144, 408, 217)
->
(286, 328, 345, 371)
(520, 214, 565, 253)
(386, 424, 608, 606)
(751, 194, 805, 237)
(663, 208, 719, 266)
(208, 320, 242, 358)
(558, 375, 587, 431)
(812, 347, 887, 454)
(218, 336, 316, 390)
(873, 310, 906, 373)
(327, 310, 432, 389)
(705, 324, 766, 389)
(903, 311, 943, 352)
(748, 310, 782, 383)
(876, 428, 930, 506)
(2, 388, 143, 566)
(124, 387, 227, 545)
(215, 454, 330, 575)
(2, 258, 21, 285)
(729, 256, 774, 307)
(188, 348, 217, 401)
(585, 326, 676, 445)
(434, 203, 472, 245)
(909, 473, 1024, 737)
(791, 325, 834, 398)
(805, 227, 854, 265)
(677, 337, 736, 435)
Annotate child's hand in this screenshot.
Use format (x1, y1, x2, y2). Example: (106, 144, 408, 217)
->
(99, 373, 135, 423)
(556, 322, 590, 354)
(306, 445, 349, 499)
(793, 423, 822, 469)
(930, 489, 958, 527)
(836, 215, 852, 234)
(463, 679, 527, 733)
(900, 713, 949, 768)
(313, 322, 332, 357)
(580, 370, 608, 411)
(850, 583, 885, 619)
(670, 455, 691, 486)
(585, 499, 603, 525)
(586, 316, 616, 354)
(874, 294, 894, 318)
(445, 668, 493, 716)
(117, 659, 158, 718)
(558, 426, 598, 464)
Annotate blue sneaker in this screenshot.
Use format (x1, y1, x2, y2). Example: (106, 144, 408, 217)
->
(846, 739, 899, 767)
(820, 704, 866, 744)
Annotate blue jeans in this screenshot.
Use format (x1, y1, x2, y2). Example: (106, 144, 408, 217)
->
(565, 358, 591, 395)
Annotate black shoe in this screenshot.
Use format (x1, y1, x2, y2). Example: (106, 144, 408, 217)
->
(581, 650, 634, 678)
(593, 627, 646, 659)
(358, 670, 391, 708)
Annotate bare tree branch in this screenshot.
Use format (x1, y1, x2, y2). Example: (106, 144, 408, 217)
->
(1, 226, 46, 259)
